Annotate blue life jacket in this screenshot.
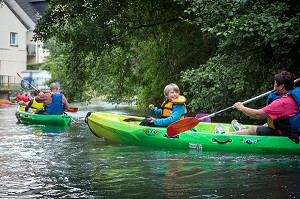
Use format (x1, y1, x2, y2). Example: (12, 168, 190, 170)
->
(266, 92, 283, 128)
(272, 87, 300, 134)
(266, 92, 282, 105)
(45, 93, 64, 114)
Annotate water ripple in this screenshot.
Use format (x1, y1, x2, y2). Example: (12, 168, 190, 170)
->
(0, 104, 299, 198)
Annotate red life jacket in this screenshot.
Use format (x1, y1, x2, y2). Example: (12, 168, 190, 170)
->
(23, 96, 30, 103)
(16, 94, 23, 102)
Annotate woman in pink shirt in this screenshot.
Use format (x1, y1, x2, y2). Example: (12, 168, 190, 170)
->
(231, 71, 299, 136)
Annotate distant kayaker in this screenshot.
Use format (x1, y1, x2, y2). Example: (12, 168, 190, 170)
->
(22, 93, 31, 105)
(15, 93, 24, 103)
(35, 82, 70, 114)
(147, 83, 187, 126)
(230, 71, 300, 140)
(25, 90, 44, 113)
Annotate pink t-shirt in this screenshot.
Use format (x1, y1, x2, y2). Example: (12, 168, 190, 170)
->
(262, 95, 298, 120)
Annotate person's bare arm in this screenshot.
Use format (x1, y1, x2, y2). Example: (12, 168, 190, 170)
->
(234, 102, 268, 119)
(62, 95, 70, 110)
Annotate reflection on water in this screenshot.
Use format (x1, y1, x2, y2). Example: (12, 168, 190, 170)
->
(0, 104, 300, 198)
(31, 124, 70, 135)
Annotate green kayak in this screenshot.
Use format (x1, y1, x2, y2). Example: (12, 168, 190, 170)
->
(15, 105, 71, 126)
(85, 112, 300, 154)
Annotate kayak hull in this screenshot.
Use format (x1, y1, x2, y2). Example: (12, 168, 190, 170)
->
(15, 106, 71, 126)
(0, 99, 12, 106)
(86, 112, 300, 154)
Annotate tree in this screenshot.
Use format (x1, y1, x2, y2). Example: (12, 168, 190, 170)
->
(34, 0, 212, 104)
(177, 0, 300, 118)
(35, 0, 300, 120)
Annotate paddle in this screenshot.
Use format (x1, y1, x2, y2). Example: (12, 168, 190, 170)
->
(123, 117, 152, 122)
(123, 118, 144, 122)
(67, 107, 78, 112)
(17, 72, 39, 91)
(17, 72, 78, 113)
(63, 111, 77, 123)
(167, 78, 300, 137)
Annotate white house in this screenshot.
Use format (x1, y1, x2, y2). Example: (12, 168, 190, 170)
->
(0, 0, 48, 87)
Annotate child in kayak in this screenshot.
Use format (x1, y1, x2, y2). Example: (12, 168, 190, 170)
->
(25, 90, 44, 113)
(148, 83, 187, 126)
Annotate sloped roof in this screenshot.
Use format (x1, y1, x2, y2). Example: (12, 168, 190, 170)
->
(15, 0, 47, 24)
(4, 0, 47, 29)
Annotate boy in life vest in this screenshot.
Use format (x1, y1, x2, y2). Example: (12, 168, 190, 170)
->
(25, 90, 44, 113)
(148, 83, 187, 126)
(35, 82, 70, 114)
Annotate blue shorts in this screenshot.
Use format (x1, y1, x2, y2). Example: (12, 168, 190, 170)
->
(256, 126, 281, 136)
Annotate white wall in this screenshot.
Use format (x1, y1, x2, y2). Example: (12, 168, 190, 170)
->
(0, 2, 27, 78)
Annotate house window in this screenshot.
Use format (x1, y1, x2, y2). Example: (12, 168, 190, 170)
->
(10, 32, 18, 46)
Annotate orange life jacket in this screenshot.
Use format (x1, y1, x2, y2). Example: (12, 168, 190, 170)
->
(161, 96, 187, 119)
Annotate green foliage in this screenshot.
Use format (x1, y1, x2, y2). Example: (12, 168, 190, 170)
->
(178, 0, 300, 118)
(34, 0, 211, 104)
(181, 55, 273, 114)
(27, 63, 43, 70)
(35, 0, 300, 119)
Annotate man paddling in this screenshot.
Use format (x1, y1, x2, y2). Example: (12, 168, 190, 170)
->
(36, 82, 70, 114)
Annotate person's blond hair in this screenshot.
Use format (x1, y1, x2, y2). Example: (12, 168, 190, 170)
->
(164, 83, 180, 96)
(50, 83, 58, 91)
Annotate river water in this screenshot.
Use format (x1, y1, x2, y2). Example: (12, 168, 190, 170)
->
(0, 102, 299, 198)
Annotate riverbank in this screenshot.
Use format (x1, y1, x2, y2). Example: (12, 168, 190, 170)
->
(0, 90, 25, 101)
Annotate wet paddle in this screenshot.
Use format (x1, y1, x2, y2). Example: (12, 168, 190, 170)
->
(17, 72, 78, 113)
(67, 107, 78, 112)
(167, 78, 300, 137)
